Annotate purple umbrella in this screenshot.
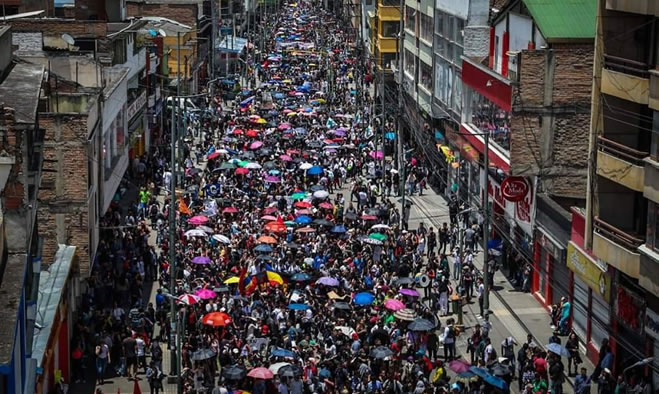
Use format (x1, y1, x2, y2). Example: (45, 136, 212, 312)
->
(265, 175, 281, 183)
(369, 151, 384, 159)
(250, 141, 264, 150)
(192, 256, 212, 264)
(333, 130, 346, 137)
(316, 277, 340, 287)
(195, 289, 217, 299)
(399, 288, 420, 297)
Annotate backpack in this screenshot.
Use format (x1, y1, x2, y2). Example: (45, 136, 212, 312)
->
(447, 326, 455, 340)
(152, 344, 162, 360)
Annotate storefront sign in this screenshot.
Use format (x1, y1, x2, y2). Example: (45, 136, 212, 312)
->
(501, 176, 529, 202)
(645, 308, 659, 341)
(615, 286, 645, 332)
(127, 90, 147, 121)
(567, 241, 611, 302)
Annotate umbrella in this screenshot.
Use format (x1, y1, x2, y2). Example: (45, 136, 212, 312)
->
(469, 367, 508, 390)
(313, 218, 334, 227)
(307, 165, 323, 175)
(235, 167, 249, 175)
(448, 360, 472, 374)
(288, 303, 310, 310)
(384, 298, 405, 311)
(223, 365, 247, 380)
(371, 224, 391, 230)
(318, 368, 332, 379)
(455, 371, 478, 383)
(344, 212, 358, 220)
(271, 347, 296, 358)
(295, 226, 315, 233)
(265, 221, 287, 233)
(546, 343, 570, 357)
(335, 326, 356, 336)
(361, 214, 378, 221)
(333, 302, 351, 310)
(295, 201, 312, 208)
(213, 234, 231, 244)
(257, 235, 278, 244)
(291, 192, 307, 200)
(319, 202, 334, 209)
(177, 294, 201, 305)
(330, 225, 347, 233)
(399, 288, 420, 297)
(250, 141, 264, 150)
(207, 151, 222, 160)
(185, 229, 207, 238)
(362, 237, 383, 245)
(192, 256, 211, 264)
(280, 154, 293, 161)
(291, 272, 312, 282)
(223, 207, 239, 214)
(353, 292, 375, 306)
(254, 244, 273, 253)
(195, 289, 217, 300)
(220, 162, 236, 170)
(316, 277, 339, 286)
(408, 318, 435, 331)
(245, 162, 262, 169)
(393, 308, 416, 321)
(224, 277, 240, 284)
(247, 367, 274, 379)
(196, 225, 214, 234)
(299, 162, 313, 170)
(489, 362, 512, 377)
(369, 233, 387, 241)
(264, 175, 281, 183)
(312, 190, 329, 199)
(191, 348, 216, 361)
(369, 151, 384, 159)
(201, 312, 232, 327)
(394, 277, 414, 286)
(269, 362, 291, 374)
(278, 364, 303, 378)
(188, 216, 209, 225)
(295, 215, 313, 224)
(370, 346, 394, 359)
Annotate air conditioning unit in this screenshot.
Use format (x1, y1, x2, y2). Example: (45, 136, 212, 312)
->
(507, 50, 520, 82)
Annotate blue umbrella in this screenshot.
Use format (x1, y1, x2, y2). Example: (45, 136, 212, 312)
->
(288, 303, 310, 311)
(307, 166, 323, 175)
(330, 225, 347, 234)
(273, 92, 285, 99)
(469, 367, 508, 391)
(271, 347, 296, 358)
(384, 132, 396, 140)
(295, 215, 312, 224)
(254, 244, 273, 253)
(291, 272, 312, 281)
(353, 292, 375, 306)
(318, 368, 332, 378)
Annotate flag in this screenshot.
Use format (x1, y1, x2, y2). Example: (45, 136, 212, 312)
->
(178, 199, 191, 215)
(266, 271, 284, 285)
(238, 266, 248, 296)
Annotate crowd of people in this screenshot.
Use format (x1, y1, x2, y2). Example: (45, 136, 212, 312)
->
(66, 1, 655, 394)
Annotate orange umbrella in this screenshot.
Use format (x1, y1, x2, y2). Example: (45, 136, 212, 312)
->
(201, 312, 233, 327)
(257, 235, 278, 244)
(265, 222, 287, 233)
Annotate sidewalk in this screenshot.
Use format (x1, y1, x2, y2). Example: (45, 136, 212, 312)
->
(386, 185, 596, 392)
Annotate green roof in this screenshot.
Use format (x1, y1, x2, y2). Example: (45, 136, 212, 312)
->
(523, 0, 596, 40)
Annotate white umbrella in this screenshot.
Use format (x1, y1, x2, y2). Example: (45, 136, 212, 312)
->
(177, 294, 200, 305)
(371, 224, 391, 230)
(246, 162, 262, 169)
(299, 162, 313, 170)
(216, 149, 229, 154)
(196, 225, 214, 234)
(213, 234, 231, 244)
(335, 326, 356, 337)
(185, 229, 207, 238)
(313, 190, 329, 199)
(269, 362, 291, 374)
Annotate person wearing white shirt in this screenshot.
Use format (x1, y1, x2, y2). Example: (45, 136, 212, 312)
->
(136, 336, 146, 373)
(443, 321, 456, 361)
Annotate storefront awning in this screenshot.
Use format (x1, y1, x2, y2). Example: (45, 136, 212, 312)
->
(217, 35, 248, 54)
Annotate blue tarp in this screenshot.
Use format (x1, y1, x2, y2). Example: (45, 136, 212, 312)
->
(217, 35, 248, 54)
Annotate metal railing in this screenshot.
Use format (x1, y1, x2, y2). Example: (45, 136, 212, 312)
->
(594, 217, 644, 252)
(597, 136, 648, 166)
(603, 54, 650, 78)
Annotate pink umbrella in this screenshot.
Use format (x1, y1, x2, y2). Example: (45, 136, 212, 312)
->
(223, 207, 239, 214)
(295, 209, 313, 215)
(261, 215, 277, 221)
(278, 123, 291, 130)
(280, 154, 293, 161)
(247, 367, 274, 380)
(195, 289, 217, 300)
(250, 141, 264, 150)
(265, 175, 281, 183)
(177, 294, 201, 305)
(384, 298, 406, 311)
(188, 216, 209, 225)
(399, 288, 420, 297)
(369, 151, 384, 159)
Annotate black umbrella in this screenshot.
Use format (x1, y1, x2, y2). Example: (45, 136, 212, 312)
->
(307, 141, 322, 148)
(191, 348, 217, 361)
(222, 365, 247, 380)
(395, 277, 414, 286)
(285, 242, 301, 249)
(370, 329, 391, 344)
(213, 285, 230, 293)
(334, 302, 351, 310)
(369, 346, 394, 359)
(256, 254, 274, 261)
(258, 148, 272, 156)
(310, 185, 325, 192)
(313, 218, 334, 227)
(263, 161, 277, 169)
(278, 364, 303, 378)
(344, 212, 358, 221)
(489, 363, 512, 377)
(408, 318, 435, 331)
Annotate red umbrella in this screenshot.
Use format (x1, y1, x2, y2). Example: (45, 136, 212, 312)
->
(177, 294, 201, 305)
(295, 201, 312, 208)
(236, 168, 249, 175)
(223, 207, 239, 214)
(296, 227, 316, 233)
(361, 215, 378, 220)
(295, 209, 313, 215)
(263, 207, 278, 215)
(248, 367, 274, 379)
(265, 221, 287, 233)
(207, 151, 221, 160)
(201, 312, 233, 327)
(319, 202, 334, 209)
(233, 128, 244, 135)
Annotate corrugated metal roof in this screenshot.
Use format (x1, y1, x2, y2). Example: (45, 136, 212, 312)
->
(523, 0, 596, 40)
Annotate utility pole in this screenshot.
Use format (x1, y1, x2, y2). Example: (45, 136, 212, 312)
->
(168, 74, 177, 381)
(482, 133, 490, 322)
(380, 67, 385, 201)
(396, 0, 405, 209)
(211, 0, 217, 85)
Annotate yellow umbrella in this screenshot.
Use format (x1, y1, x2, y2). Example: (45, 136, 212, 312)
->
(317, 98, 326, 104)
(287, 112, 298, 117)
(283, 79, 293, 84)
(309, 63, 317, 67)
(224, 276, 240, 284)
(256, 118, 267, 124)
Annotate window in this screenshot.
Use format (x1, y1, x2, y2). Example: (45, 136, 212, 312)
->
(382, 53, 397, 69)
(419, 13, 432, 43)
(404, 49, 415, 76)
(435, 12, 444, 36)
(467, 87, 511, 152)
(433, 11, 464, 65)
(647, 202, 659, 251)
(381, 21, 399, 38)
(405, 6, 416, 33)
(419, 61, 432, 90)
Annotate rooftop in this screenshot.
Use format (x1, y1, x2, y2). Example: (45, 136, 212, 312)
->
(522, 0, 596, 41)
(0, 62, 44, 124)
(0, 253, 26, 366)
(137, 16, 192, 35)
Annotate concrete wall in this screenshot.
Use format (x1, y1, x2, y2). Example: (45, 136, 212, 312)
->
(463, 0, 489, 58)
(126, 2, 199, 27)
(0, 27, 12, 75)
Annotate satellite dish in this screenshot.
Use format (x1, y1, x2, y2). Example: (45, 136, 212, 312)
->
(158, 29, 167, 37)
(61, 34, 75, 46)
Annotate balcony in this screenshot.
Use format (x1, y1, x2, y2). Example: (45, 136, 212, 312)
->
(638, 244, 659, 296)
(377, 36, 397, 52)
(606, 0, 659, 16)
(649, 70, 659, 111)
(378, 6, 400, 20)
(593, 217, 642, 278)
(601, 55, 650, 104)
(596, 136, 647, 192)
(644, 156, 659, 203)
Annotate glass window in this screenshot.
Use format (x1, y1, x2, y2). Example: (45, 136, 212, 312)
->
(434, 56, 445, 100)
(381, 21, 399, 38)
(419, 13, 432, 42)
(404, 49, 415, 75)
(447, 15, 455, 41)
(419, 61, 432, 90)
(435, 11, 444, 36)
(468, 87, 511, 152)
(453, 75, 462, 113)
(405, 6, 415, 32)
(647, 202, 659, 251)
(456, 18, 464, 46)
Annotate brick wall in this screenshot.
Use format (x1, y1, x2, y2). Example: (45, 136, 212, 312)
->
(511, 44, 593, 199)
(39, 114, 90, 272)
(126, 2, 198, 27)
(8, 18, 107, 37)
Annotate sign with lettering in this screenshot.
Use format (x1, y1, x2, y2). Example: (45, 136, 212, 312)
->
(127, 90, 147, 121)
(567, 241, 610, 302)
(501, 176, 529, 202)
(645, 308, 659, 341)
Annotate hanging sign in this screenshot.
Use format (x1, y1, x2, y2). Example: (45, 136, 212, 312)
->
(501, 176, 529, 202)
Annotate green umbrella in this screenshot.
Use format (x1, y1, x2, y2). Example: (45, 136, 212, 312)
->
(369, 233, 387, 241)
(284, 221, 296, 227)
(220, 162, 236, 170)
(238, 160, 250, 167)
(291, 192, 307, 200)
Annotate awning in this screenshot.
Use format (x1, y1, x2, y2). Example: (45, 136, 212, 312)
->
(217, 35, 248, 54)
